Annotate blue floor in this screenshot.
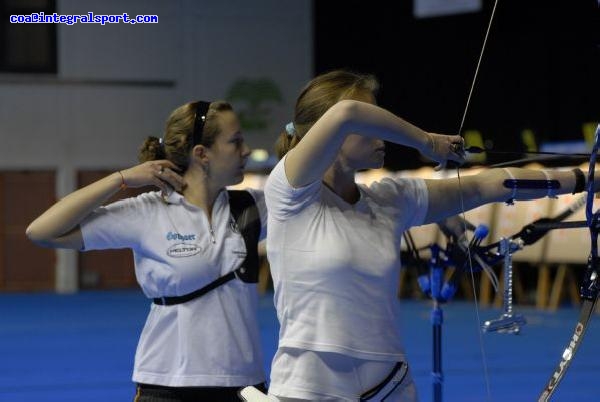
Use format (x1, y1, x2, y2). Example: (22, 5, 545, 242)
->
(0, 290, 598, 401)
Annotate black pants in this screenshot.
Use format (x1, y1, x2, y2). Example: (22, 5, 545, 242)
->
(134, 382, 267, 402)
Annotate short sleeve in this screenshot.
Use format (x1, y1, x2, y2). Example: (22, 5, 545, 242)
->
(80, 197, 145, 251)
(368, 177, 429, 229)
(264, 156, 322, 221)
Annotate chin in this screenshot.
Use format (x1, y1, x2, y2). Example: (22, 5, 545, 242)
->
(230, 173, 244, 185)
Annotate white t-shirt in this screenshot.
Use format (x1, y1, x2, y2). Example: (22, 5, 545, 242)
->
(265, 157, 428, 362)
(80, 189, 267, 387)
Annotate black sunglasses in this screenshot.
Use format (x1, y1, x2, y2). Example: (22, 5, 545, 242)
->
(192, 101, 211, 146)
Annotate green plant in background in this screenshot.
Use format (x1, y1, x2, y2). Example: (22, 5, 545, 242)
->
(226, 78, 283, 131)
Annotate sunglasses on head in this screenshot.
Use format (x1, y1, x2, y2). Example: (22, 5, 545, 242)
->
(192, 101, 211, 146)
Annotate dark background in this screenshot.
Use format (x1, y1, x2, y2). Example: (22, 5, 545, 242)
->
(314, 0, 600, 169)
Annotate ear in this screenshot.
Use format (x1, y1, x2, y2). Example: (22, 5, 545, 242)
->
(191, 144, 210, 166)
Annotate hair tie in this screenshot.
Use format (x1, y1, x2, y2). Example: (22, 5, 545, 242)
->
(285, 122, 296, 137)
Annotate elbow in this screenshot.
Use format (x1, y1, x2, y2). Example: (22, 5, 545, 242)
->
(25, 223, 53, 248)
(328, 99, 362, 133)
(25, 223, 39, 242)
(332, 99, 361, 119)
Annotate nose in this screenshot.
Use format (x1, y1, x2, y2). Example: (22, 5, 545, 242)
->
(241, 142, 251, 158)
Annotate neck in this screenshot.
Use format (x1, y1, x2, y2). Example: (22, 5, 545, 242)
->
(323, 159, 360, 204)
(181, 168, 223, 220)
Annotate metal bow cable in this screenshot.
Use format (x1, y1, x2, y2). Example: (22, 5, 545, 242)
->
(537, 124, 600, 401)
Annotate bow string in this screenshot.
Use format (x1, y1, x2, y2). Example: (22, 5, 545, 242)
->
(454, 0, 500, 399)
(456, 0, 599, 400)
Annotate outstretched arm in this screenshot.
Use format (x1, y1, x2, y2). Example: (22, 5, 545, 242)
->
(285, 100, 465, 187)
(26, 161, 184, 250)
(423, 167, 587, 224)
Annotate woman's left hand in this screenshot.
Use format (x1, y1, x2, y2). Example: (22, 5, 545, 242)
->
(422, 133, 466, 171)
(120, 161, 186, 193)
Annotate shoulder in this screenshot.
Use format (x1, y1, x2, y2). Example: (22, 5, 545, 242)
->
(134, 190, 164, 203)
(244, 188, 265, 207)
(100, 191, 167, 217)
(364, 177, 428, 204)
(227, 188, 264, 217)
(130, 190, 167, 209)
(265, 156, 321, 198)
(265, 158, 287, 193)
(229, 188, 263, 204)
(264, 157, 322, 219)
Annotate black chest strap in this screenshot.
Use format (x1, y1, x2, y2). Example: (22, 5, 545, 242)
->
(227, 190, 261, 283)
(153, 190, 261, 306)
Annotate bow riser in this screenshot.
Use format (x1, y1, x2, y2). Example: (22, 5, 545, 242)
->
(537, 123, 600, 401)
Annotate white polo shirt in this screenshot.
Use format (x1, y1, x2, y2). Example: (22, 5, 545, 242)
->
(265, 158, 428, 362)
(80, 189, 266, 387)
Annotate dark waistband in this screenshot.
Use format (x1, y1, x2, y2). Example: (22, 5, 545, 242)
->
(359, 361, 408, 401)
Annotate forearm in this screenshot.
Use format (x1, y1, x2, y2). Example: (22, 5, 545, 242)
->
(467, 167, 580, 206)
(26, 172, 124, 242)
(336, 102, 466, 173)
(342, 100, 431, 151)
(286, 100, 431, 187)
(425, 167, 584, 224)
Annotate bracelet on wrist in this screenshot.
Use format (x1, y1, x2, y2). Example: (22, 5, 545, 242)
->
(118, 171, 127, 191)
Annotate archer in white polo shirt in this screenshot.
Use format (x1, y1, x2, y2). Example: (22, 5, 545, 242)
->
(27, 100, 268, 402)
(81, 188, 266, 388)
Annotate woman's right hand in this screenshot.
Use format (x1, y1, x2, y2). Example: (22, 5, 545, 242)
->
(422, 133, 466, 171)
(120, 161, 186, 193)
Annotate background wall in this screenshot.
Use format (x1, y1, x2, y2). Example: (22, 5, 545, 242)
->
(3, 0, 600, 293)
(0, 0, 312, 292)
(2, 0, 312, 170)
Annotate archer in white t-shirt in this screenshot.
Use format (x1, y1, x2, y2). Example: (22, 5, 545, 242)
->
(263, 70, 591, 402)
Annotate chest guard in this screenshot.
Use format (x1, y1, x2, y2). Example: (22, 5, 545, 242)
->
(227, 190, 261, 283)
(153, 190, 261, 305)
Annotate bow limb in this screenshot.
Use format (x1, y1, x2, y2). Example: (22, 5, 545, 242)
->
(537, 123, 600, 401)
